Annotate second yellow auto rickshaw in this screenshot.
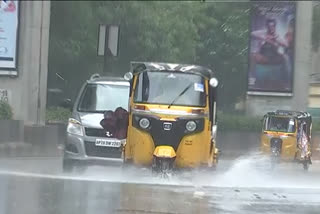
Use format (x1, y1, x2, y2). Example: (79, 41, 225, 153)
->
(123, 62, 219, 176)
(260, 110, 312, 170)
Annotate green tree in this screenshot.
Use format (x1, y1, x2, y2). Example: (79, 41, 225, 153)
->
(195, 2, 250, 110)
(48, 1, 250, 110)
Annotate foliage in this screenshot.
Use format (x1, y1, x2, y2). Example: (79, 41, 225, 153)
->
(46, 107, 71, 123)
(0, 101, 13, 120)
(48, 1, 250, 110)
(217, 112, 262, 132)
(194, 3, 250, 110)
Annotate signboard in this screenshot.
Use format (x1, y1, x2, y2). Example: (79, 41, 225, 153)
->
(247, 1, 296, 95)
(0, 0, 19, 71)
(97, 24, 120, 57)
(0, 89, 9, 102)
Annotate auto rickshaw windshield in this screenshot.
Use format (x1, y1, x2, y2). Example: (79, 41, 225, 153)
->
(264, 116, 296, 133)
(133, 71, 206, 107)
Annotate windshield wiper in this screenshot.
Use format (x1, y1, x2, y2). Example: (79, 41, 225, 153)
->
(168, 83, 193, 109)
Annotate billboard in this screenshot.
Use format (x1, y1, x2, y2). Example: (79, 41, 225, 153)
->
(0, 0, 19, 71)
(248, 1, 296, 95)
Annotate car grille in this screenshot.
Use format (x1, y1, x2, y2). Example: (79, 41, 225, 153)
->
(85, 128, 106, 137)
(84, 141, 122, 158)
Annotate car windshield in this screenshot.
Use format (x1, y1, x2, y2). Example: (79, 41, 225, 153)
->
(265, 116, 296, 133)
(133, 71, 206, 107)
(78, 83, 129, 112)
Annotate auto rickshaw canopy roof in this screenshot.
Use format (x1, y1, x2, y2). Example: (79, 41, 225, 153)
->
(264, 110, 312, 121)
(130, 61, 215, 80)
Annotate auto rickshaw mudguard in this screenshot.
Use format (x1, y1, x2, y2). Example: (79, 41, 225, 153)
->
(153, 146, 176, 158)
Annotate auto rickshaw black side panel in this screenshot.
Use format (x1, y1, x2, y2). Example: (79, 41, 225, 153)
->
(132, 114, 204, 151)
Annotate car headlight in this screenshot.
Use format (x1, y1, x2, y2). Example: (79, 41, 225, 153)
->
(186, 121, 197, 132)
(67, 118, 83, 136)
(139, 118, 150, 129)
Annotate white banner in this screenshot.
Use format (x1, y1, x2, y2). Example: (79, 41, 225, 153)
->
(0, 0, 19, 69)
(0, 89, 10, 103)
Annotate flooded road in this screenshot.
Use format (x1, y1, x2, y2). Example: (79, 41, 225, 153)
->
(0, 154, 319, 214)
(0, 131, 319, 214)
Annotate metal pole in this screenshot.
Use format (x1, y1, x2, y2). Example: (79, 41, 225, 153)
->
(103, 26, 115, 75)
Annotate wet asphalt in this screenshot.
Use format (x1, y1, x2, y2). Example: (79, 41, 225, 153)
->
(0, 133, 319, 214)
(0, 154, 319, 214)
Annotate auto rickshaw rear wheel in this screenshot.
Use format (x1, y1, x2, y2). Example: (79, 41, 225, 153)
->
(303, 161, 309, 171)
(302, 157, 311, 171)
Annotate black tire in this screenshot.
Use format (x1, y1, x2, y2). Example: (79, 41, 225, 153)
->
(303, 161, 309, 171)
(62, 159, 76, 173)
(63, 159, 86, 174)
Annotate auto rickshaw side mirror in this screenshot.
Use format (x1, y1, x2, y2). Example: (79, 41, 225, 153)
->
(124, 72, 133, 81)
(209, 78, 218, 88)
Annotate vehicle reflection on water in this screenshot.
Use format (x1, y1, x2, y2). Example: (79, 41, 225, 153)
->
(0, 153, 320, 214)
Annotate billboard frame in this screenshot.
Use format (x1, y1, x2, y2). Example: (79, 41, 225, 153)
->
(0, 0, 20, 76)
(246, 1, 297, 96)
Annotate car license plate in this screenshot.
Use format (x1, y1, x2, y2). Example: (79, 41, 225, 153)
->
(95, 139, 121, 147)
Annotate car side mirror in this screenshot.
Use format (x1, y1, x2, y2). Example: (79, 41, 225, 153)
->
(209, 78, 218, 88)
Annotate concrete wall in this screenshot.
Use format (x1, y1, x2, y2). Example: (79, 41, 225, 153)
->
(312, 51, 320, 75)
(309, 83, 320, 108)
(246, 1, 313, 116)
(0, 1, 50, 126)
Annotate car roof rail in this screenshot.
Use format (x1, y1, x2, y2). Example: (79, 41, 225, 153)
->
(90, 73, 101, 81)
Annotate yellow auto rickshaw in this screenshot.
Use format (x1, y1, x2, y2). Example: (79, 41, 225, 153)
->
(260, 110, 312, 170)
(123, 62, 219, 175)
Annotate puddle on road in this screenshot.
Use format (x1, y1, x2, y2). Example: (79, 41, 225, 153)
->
(208, 152, 320, 189)
(0, 152, 319, 190)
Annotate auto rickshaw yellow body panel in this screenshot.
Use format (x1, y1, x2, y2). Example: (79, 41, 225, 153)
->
(260, 110, 312, 167)
(261, 131, 297, 161)
(125, 107, 216, 168)
(124, 62, 219, 169)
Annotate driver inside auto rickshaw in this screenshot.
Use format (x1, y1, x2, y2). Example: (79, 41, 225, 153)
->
(270, 120, 286, 132)
(150, 74, 193, 105)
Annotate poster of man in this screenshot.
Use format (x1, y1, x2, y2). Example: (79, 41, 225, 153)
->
(248, 1, 296, 94)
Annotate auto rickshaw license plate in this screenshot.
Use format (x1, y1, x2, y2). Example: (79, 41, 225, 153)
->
(95, 139, 121, 147)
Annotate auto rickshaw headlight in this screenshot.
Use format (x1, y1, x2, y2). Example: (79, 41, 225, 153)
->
(209, 77, 218, 88)
(139, 118, 150, 129)
(186, 121, 197, 132)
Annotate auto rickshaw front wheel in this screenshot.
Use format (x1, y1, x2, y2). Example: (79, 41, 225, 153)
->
(151, 157, 174, 179)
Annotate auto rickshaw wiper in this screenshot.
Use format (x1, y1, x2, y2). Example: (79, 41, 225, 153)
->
(168, 83, 193, 109)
